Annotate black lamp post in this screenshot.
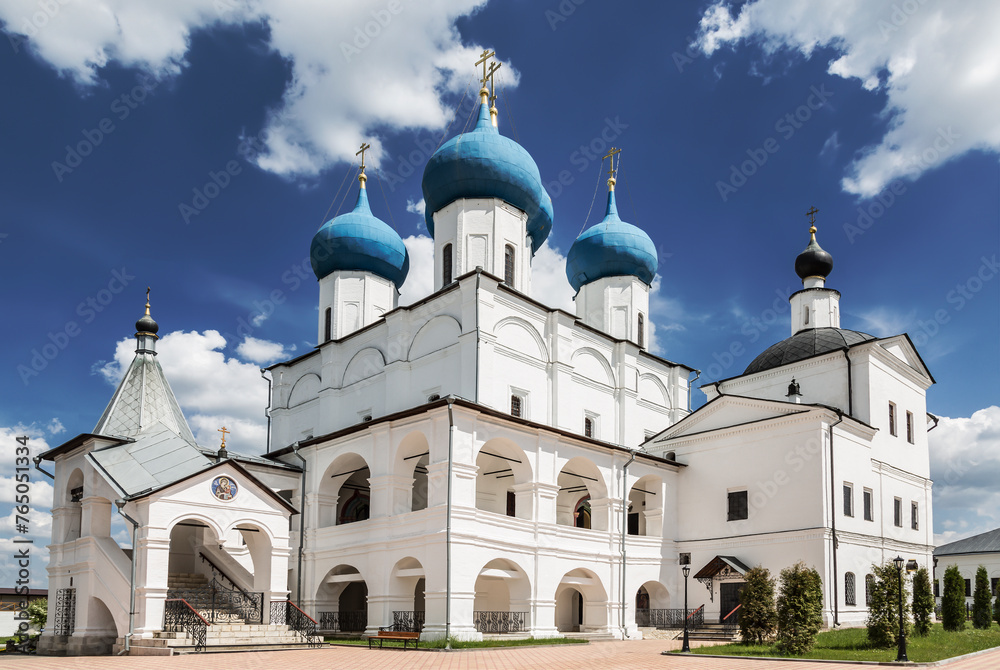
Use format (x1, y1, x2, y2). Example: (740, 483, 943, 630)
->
(682, 565, 691, 652)
(893, 556, 908, 662)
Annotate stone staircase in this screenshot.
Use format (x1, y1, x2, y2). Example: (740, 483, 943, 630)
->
(112, 572, 322, 655)
(685, 622, 740, 642)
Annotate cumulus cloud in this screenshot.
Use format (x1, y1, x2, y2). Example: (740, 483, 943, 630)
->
(529, 240, 575, 313)
(236, 336, 289, 365)
(399, 234, 435, 306)
(929, 406, 1000, 546)
(695, 0, 1000, 197)
(0, 0, 499, 176)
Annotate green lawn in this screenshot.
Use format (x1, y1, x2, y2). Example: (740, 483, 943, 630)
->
(326, 636, 588, 649)
(689, 623, 1000, 662)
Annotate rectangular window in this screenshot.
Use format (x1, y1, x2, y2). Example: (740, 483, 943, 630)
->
(934, 580, 940, 597)
(893, 497, 902, 527)
(863, 488, 874, 521)
(866, 574, 875, 606)
(911, 501, 919, 530)
(843, 483, 854, 517)
(442, 243, 453, 285)
(506, 491, 516, 518)
(965, 579, 971, 597)
(324, 307, 332, 342)
(510, 394, 522, 418)
(727, 490, 748, 521)
(584, 417, 594, 438)
(991, 578, 998, 596)
(504, 245, 515, 287)
(845, 573, 856, 606)
(906, 411, 914, 444)
(637, 312, 645, 348)
(889, 402, 897, 436)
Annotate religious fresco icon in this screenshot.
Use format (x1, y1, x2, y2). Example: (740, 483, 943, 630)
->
(212, 476, 238, 501)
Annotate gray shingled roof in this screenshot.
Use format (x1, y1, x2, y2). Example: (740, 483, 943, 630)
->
(935, 527, 1000, 556)
(745, 327, 876, 375)
(90, 423, 211, 496)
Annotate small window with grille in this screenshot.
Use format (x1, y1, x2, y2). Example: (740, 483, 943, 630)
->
(845, 572, 856, 606)
(510, 394, 522, 418)
(504, 244, 515, 287)
(866, 574, 875, 605)
(443, 243, 453, 285)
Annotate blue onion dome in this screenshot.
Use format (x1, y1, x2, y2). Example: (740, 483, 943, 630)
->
(421, 101, 554, 253)
(795, 225, 834, 280)
(310, 182, 409, 286)
(565, 189, 658, 293)
(135, 291, 158, 334)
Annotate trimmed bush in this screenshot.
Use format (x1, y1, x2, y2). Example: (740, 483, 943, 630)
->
(739, 565, 777, 644)
(911, 567, 934, 637)
(866, 562, 910, 648)
(941, 565, 966, 632)
(775, 562, 823, 655)
(972, 565, 992, 629)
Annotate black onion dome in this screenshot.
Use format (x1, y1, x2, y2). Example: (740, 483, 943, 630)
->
(795, 227, 834, 280)
(744, 327, 875, 375)
(135, 313, 158, 334)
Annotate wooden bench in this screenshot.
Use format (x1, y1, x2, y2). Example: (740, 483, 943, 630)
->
(367, 627, 420, 650)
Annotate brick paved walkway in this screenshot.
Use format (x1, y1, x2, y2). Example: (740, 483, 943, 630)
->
(2, 640, 999, 670)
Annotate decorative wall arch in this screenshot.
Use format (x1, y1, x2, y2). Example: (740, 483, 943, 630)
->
(342, 347, 386, 387)
(638, 373, 671, 408)
(287, 373, 321, 408)
(571, 348, 615, 387)
(475, 437, 533, 520)
(408, 315, 461, 361)
(495, 316, 549, 363)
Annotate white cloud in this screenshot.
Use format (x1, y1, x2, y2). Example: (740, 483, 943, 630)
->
(529, 240, 575, 313)
(399, 234, 435, 306)
(696, 0, 1000, 197)
(854, 306, 918, 338)
(46, 417, 65, 435)
(236, 336, 288, 365)
(0, 0, 501, 176)
(929, 406, 1000, 545)
(406, 198, 426, 217)
(97, 330, 270, 453)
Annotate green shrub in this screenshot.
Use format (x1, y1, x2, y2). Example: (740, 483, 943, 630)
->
(739, 566, 777, 644)
(911, 567, 934, 637)
(866, 562, 910, 647)
(941, 565, 966, 632)
(26, 598, 47, 629)
(775, 562, 823, 655)
(972, 565, 992, 629)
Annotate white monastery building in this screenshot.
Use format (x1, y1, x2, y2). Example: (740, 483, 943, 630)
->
(37, 55, 937, 655)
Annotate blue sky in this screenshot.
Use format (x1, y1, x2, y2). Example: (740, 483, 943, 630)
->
(1, 1, 998, 587)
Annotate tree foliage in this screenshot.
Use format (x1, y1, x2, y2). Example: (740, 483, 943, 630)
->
(775, 562, 823, 655)
(26, 598, 47, 629)
(739, 565, 777, 644)
(972, 565, 993, 629)
(993, 579, 1000, 628)
(911, 567, 934, 637)
(941, 565, 966, 632)
(866, 562, 911, 648)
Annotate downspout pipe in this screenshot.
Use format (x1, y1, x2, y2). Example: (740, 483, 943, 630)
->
(841, 349, 853, 416)
(289, 442, 306, 604)
(445, 397, 456, 647)
(620, 448, 638, 638)
(115, 499, 139, 655)
(828, 411, 845, 627)
(261, 369, 272, 454)
(32, 456, 54, 480)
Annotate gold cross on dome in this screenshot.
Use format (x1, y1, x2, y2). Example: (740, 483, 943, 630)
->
(476, 49, 496, 87)
(604, 147, 621, 178)
(806, 206, 819, 226)
(356, 142, 371, 172)
(487, 61, 502, 103)
(218, 426, 230, 448)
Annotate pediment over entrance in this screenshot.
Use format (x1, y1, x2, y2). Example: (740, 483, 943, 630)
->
(693, 555, 750, 580)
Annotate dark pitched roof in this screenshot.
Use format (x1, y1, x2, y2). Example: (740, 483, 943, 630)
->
(744, 327, 876, 375)
(935, 527, 1000, 556)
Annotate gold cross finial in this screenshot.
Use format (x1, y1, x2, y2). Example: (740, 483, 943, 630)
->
(218, 426, 229, 448)
(604, 147, 621, 189)
(356, 143, 371, 172)
(806, 206, 819, 233)
(487, 61, 501, 103)
(145, 287, 151, 315)
(476, 49, 496, 88)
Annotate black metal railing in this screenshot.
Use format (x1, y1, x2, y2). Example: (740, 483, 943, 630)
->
(722, 603, 741, 632)
(164, 599, 209, 652)
(270, 600, 320, 646)
(391, 610, 425, 632)
(168, 577, 263, 624)
(199, 552, 255, 598)
(473, 611, 527, 634)
(635, 606, 705, 629)
(319, 610, 367, 632)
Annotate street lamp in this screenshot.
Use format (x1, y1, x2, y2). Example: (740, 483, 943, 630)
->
(893, 556, 907, 662)
(682, 565, 691, 652)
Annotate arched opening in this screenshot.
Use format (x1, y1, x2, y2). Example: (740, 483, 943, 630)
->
(395, 431, 431, 514)
(556, 457, 608, 530)
(319, 453, 371, 527)
(473, 558, 531, 634)
(315, 565, 367, 633)
(554, 568, 609, 633)
(83, 596, 119, 654)
(389, 557, 426, 632)
(475, 438, 533, 520)
(63, 468, 84, 543)
(634, 581, 671, 626)
(627, 475, 663, 537)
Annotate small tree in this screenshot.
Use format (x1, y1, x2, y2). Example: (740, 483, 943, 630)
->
(941, 565, 966, 631)
(972, 565, 992, 629)
(26, 598, 47, 630)
(775, 562, 823, 655)
(866, 562, 911, 648)
(911, 568, 934, 637)
(739, 565, 777, 644)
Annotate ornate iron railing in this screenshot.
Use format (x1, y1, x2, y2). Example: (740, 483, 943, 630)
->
(473, 610, 527, 634)
(168, 577, 263, 624)
(199, 552, 256, 600)
(318, 610, 367, 632)
(635, 606, 705, 629)
(270, 600, 320, 646)
(164, 599, 209, 652)
(391, 610, 425, 632)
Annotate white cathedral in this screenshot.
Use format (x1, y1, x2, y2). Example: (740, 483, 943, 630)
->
(36, 58, 936, 655)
